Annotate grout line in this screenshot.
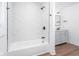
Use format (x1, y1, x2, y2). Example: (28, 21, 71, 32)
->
(7, 2, 8, 52)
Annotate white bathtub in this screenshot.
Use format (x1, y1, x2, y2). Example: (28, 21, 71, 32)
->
(9, 39, 48, 52)
(5, 39, 51, 56)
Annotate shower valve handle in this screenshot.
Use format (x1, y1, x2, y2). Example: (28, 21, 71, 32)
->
(43, 26, 46, 30)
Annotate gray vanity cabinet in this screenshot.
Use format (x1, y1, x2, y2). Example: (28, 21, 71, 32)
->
(55, 30, 69, 45)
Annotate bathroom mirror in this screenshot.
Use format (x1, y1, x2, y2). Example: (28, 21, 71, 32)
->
(55, 15, 61, 26)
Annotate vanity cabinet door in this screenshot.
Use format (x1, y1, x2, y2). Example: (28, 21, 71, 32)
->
(55, 30, 68, 45)
(60, 31, 66, 43)
(55, 31, 61, 44)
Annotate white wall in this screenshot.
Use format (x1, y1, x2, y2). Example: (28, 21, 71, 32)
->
(61, 3, 79, 46)
(55, 2, 79, 13)
(0, 2, 7, 55)
(8, 2, 50, 48)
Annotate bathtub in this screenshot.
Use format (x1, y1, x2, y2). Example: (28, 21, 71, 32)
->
(5, 39, 51, 56)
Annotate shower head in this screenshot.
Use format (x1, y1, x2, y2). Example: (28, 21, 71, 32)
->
(41, 6, 45, 10)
